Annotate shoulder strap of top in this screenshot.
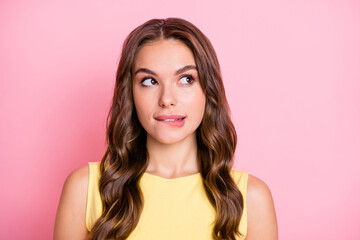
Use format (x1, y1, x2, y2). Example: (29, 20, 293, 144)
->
(86, 162, 102, 232)
(230, 169, 249, 239)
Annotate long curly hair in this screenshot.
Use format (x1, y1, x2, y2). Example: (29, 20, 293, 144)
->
(89, 18, 244, 240)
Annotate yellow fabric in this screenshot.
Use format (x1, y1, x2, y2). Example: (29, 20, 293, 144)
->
(86, 161, 248, 240)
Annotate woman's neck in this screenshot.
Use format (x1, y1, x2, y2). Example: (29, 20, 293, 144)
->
(145, 133, 199, 178)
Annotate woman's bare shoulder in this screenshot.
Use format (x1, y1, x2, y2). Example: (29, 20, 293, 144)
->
(54, 164, 89, 240)
(60, 164, 89, 201)
(66, 164, 89, 187)
(245, 174, 278, 240)
(247, 174, 272, 198)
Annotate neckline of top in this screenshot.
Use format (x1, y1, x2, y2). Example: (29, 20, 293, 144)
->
(142, 171, 202, 182)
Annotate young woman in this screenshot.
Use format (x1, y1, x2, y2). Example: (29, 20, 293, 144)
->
(54, 18, 278, 240)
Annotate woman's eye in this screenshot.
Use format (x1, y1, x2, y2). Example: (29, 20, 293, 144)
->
(179, 75, 195, 85)
(141, 77, 157, 86)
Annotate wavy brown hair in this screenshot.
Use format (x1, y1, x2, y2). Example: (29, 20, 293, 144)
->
(89, 18, 244, 240)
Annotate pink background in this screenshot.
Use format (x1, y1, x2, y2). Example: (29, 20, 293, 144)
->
(1, 0, 359, 239)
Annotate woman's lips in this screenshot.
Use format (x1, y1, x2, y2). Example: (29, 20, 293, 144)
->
(154, 115, 185, 121)
(154, 115, 186, 126)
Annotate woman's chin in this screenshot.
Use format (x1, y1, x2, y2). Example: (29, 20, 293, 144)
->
(146, 133, 194, 146)
(150, 136, 183, 145)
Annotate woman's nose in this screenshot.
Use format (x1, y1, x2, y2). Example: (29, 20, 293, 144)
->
(158, 83, 176, 108)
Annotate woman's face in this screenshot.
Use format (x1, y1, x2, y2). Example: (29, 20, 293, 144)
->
(132, 38, 206, 145)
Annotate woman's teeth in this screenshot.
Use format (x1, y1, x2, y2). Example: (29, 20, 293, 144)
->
(164, 118, 184, 121)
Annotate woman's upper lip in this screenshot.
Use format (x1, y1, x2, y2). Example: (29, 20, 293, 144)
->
(154, 115, 185, 120)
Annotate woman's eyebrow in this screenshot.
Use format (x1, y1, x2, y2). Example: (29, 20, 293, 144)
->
(134, 68, 157, 76)
(175, 65, 197, 75)
(133, 65, 197, 77)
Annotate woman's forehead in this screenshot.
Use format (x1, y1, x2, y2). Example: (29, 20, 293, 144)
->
(133, 39, 196, 71)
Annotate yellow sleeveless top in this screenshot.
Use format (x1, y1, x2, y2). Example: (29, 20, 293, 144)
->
(86, 162, 248, 240)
